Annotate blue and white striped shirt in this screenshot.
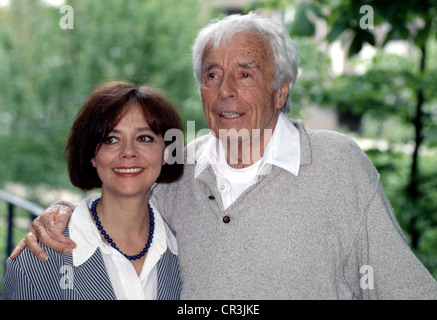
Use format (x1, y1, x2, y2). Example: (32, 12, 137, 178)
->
(2, 198, 181, 300)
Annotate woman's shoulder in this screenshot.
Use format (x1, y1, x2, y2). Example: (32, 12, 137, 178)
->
(7, 232, 71, 276)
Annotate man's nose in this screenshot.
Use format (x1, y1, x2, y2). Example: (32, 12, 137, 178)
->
(218, 74, 237, 99)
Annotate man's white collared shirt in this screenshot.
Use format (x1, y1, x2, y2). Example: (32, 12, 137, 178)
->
(68, 196, 178, 300)
(194, 112, 301, 209)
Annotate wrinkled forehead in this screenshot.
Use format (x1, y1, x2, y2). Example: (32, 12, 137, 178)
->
(207, 31, 271, 54)
(202, 31, 274, 67)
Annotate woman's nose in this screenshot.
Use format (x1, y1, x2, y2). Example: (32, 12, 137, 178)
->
(120, 141, 138, 158)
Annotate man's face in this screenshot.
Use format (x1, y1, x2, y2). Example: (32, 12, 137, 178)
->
(200, 31, 289, 164)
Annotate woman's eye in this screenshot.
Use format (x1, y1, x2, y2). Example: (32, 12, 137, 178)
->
(139, 135, 153, 142)
(103, 136, 117, 144)
(208, 73, 217, 79)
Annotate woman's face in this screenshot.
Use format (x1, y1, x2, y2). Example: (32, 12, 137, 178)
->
(91, 104, 166, 199)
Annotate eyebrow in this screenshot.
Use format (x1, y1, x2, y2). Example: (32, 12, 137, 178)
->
(238, 61, 259, 69)
(203, 61, 260, 71)
(204, 62, 219, 71)
(110, 127, 154, 134)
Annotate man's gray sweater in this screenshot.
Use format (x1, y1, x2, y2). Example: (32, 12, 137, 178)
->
(151, 119, 437, 299)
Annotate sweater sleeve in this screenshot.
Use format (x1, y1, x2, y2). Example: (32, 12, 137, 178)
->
(343, 179, 437, 299)
(150, 181, 179, 226)
(52, 200, 77, 211)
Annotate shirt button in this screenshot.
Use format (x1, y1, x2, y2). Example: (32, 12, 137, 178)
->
(208, 195, 215, 200)
(220, 184, 226, 191)
(222, 216, 231, 223)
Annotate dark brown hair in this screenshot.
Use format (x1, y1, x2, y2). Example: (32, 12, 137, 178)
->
(65, 81, 184, 190)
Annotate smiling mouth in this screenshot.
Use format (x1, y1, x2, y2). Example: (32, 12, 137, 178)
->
(220, 112, 244, 119)
(113, 168, 144, 174)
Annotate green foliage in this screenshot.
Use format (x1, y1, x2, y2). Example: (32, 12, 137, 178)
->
(289, 1, 323, 37)
(325, 53, 420, 120)
(287, 37, 332, 117)
(0, 0, 208, 192)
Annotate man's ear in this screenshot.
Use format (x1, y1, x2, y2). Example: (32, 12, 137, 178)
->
(275, 82, 290, 110)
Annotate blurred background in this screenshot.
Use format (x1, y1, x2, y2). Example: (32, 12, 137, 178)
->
(0, 0, 436, 291)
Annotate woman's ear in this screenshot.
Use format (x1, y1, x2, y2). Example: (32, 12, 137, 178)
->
(163, 146, 169, 166)
(91, 158, 97, 168)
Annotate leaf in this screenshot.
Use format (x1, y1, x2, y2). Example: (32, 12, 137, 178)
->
(347, 28, 376, 57)
(348, 32, 363, 57)
(359, 28, 376, 47)
(425, 127, 437, 148)
(326, 15, 350, 42)
(290, 2, 316, 37)
(414, 18, 432, 47)
(307, 2, 325, 19)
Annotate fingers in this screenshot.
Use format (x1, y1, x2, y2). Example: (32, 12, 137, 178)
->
(10, 204, 76, 262)
(24, 230, 49, 262)
(54, 205, 74, 232)
(9, 231, 51, 262)
(9, 238, 26, 259)
(31, 206, 76, 254)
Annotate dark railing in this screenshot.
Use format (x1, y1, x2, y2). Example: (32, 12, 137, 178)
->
(0, 189, 43, 258)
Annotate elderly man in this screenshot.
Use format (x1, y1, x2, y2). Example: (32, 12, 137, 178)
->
(11, 13, 437, 299)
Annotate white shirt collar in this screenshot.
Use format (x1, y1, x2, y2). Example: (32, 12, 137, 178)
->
(69, 196, 176, 267)
(262, 112, 301, 176)
(194, 112, 300, 178)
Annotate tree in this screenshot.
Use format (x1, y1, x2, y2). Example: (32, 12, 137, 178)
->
(292, 0, 437, 249)
(0, 0, 208, 193)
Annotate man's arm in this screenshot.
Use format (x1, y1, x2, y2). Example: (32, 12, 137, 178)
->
(344, 181, 437, 299)
(9, 202, 77, 261)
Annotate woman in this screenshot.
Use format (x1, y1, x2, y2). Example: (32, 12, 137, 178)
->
(3, 81, 184, 300)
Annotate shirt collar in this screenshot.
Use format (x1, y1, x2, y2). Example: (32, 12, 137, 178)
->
(262, 112, 300, 176)
(194, 132, 223, 178)
(69, 196, 172, 267)
(194, 112, 300, 178)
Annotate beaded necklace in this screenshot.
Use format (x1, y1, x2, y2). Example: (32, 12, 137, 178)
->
(91, 197, 154, 261)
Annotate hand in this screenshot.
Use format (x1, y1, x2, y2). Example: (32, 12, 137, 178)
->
(9, 204, 76, 261)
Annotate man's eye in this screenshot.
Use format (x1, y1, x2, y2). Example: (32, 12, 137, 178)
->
(242, 73, 250, 78)
(208, 73, 217, 79)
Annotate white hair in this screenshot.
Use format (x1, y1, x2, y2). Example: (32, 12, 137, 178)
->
(192, 12, 299, 113)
